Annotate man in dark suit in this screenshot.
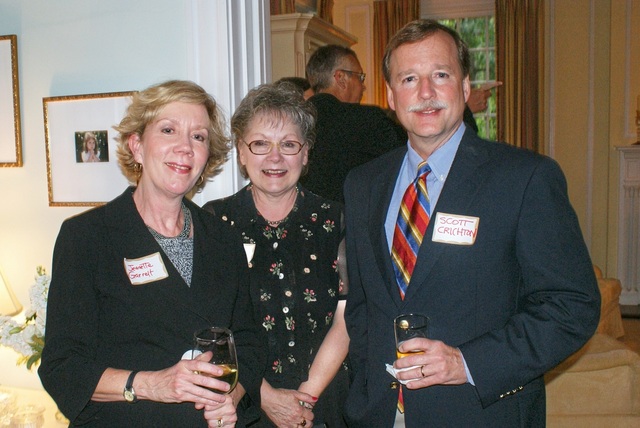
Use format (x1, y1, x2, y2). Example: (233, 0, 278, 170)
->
(299, 44, 406, 203)
(343, 20, 600, 427)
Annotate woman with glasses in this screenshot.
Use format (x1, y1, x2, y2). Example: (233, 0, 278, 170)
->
(204, 82, 349, 428)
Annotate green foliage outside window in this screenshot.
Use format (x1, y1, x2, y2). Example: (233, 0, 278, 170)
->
(440, 17, 498, 140)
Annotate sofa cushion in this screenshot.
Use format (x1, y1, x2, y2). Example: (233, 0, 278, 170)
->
(597, 277, 625, 338)
(545, 333, 640, 416)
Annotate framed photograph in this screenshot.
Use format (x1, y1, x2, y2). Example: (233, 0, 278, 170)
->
(0, 35, 22, 167)
(43, 91, 135, 206)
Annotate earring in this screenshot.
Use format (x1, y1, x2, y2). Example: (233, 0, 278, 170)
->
(133, 163, 142, 173)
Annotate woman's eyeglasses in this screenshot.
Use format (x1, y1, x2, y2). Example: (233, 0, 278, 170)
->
(242, 139, 305, 155)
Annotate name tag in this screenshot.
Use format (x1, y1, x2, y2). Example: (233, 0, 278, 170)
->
(432, 212, 479, 245)
(243, 243, 256, 267)
(124, 252, 169, 285)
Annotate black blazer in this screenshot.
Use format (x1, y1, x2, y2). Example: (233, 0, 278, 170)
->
(343, 131, 600, 427)
(39, 188, 265, 427)
(299, 93, 407, 203)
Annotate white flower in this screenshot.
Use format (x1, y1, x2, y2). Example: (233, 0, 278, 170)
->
(0, 266, 49, 369)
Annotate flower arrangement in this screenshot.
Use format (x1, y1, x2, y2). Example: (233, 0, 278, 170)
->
(0, 266, 49, 370)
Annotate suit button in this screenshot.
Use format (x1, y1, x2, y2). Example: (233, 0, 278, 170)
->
(390, 382, 399, 390)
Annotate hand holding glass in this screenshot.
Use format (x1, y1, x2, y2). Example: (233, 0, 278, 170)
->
(394, 314, 429, 359)
(193, 327, 238, 394)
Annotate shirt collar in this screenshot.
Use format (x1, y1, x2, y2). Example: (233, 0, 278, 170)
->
(406, 123, 466, 183)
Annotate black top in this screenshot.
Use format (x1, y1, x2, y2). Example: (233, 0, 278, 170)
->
(300, 93, 407, 203)
(204, 185, 349, 427)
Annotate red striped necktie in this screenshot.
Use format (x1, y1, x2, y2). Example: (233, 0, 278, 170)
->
(391, 161, 431, 299)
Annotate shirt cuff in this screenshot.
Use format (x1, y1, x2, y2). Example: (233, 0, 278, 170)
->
(459, 348, 475, 386)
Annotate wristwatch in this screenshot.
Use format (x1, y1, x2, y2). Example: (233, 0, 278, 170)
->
(123, 371, 139, 403)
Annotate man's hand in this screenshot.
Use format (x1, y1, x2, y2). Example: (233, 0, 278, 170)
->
(467, 81, 502, 113)
(393, 337, 468, 389)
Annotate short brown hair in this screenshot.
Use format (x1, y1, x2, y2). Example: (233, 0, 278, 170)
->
(383, 19, 470, 83)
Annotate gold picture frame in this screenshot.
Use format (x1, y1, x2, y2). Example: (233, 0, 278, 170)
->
(0, 35, 22, 167)
(43, 91, 135, 206)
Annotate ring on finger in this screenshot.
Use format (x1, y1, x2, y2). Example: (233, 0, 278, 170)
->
(217, 418, 223, 427)
(420, 365, 426, 378)
(301, 419, 307, 427)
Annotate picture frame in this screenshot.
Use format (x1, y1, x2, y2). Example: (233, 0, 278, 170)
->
(43, 91, 135, 206)
(0, 35, 22, 167)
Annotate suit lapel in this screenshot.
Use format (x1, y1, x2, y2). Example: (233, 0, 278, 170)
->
(403, 131, 492, 302)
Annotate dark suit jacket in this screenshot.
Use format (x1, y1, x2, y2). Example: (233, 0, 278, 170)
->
(39, 188, 265, 427)
(343, 131, 600, 427)
(299, 93, 407, 203)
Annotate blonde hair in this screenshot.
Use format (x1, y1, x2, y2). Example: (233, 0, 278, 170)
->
(114, 80, 230, 192)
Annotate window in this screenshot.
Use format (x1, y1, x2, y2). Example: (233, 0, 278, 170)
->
(439, 17, 498, 140)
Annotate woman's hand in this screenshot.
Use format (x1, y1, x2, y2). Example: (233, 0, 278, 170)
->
(135, 352, 231, 407)
(203, 395, 238, 428)
(261, 380, 315, 428)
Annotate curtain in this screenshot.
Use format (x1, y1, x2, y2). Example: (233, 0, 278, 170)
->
(318, 0, 335, 23)
(495, 0, 544, 152)
(270, 0, 295, 15)
(373, 0, 420, 108)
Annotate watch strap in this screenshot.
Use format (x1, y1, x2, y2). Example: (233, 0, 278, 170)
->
(124, 370, 139, 403)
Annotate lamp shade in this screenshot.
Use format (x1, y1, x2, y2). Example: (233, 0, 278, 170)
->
(0, 267, 23, 316)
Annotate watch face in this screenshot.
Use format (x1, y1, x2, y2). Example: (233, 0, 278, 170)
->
(124, 389, 136, 403)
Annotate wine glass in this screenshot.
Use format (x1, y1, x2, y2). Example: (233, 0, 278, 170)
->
(193, 327, 238, 394)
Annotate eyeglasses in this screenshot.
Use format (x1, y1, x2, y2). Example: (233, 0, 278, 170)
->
(337, 69, 366, 83)
(242, 139, 305, 156)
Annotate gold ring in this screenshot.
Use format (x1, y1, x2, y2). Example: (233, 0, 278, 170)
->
(420, 365, 426, 378)
(217, 418, 223, 427)
(300, 419, 307, 427)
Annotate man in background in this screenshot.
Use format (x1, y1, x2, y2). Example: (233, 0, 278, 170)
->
(300, 44, 407, 203)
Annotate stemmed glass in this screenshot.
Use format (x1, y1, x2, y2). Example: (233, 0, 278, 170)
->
(193, 327, 238, 394)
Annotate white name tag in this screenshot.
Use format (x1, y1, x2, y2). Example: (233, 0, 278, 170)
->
(243, 243, 256, 267)
(123, 252, 169, 285)
(432, 212, 479, 245)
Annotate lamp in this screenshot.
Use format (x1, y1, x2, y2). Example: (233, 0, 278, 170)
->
(0, 267, 23, 316)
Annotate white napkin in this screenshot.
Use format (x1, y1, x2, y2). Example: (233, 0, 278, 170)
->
(385, 363, 422, 385)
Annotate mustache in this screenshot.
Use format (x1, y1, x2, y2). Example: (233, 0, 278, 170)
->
(407, 100, 448, 112)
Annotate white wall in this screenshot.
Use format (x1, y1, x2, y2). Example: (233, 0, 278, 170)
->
(0, 0, 268, 389)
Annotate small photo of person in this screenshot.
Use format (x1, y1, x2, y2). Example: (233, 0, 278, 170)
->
(75, 130, 109, 163)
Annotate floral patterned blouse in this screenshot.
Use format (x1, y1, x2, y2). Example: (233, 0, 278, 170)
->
(203, 184, 348, 391)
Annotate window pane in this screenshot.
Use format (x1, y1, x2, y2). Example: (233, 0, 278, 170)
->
(438, 15, 497, 139)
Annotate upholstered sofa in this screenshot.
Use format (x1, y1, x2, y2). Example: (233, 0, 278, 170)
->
(545, 267, 640, 427)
